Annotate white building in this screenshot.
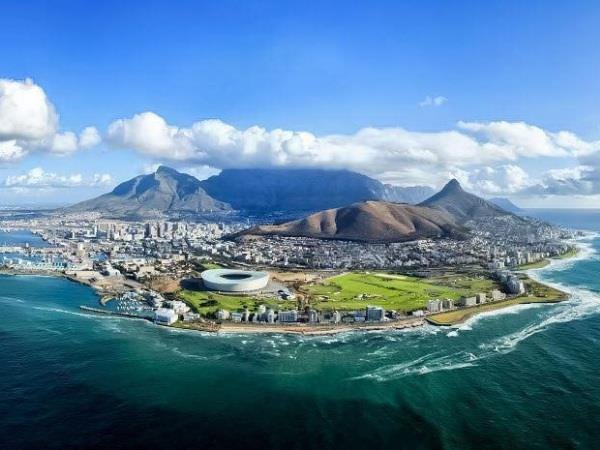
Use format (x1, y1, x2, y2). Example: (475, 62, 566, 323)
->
(491, 290, 506, 301)
(217, 309, 230, 320)
(366, 306, 385, 321)
(278, 310, 298, 323)
(427, 299, 442, 313)
(507, 276, 525, 295)
(460, 296, 477, 307)
(166, 300, 190, 315)
(442, 299, 454, 310)
(154, 308, 177, 325)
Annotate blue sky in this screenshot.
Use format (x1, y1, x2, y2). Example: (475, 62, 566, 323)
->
(1, 0, 600, 206)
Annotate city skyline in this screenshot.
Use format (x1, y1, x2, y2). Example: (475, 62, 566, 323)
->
(1, 0, 600, 207)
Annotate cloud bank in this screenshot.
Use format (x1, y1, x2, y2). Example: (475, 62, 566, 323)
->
(0, 78, 100, 162)
(3, 77, 600, 199)
(4, 167, 113, 189)
(106, 111, 600, 195)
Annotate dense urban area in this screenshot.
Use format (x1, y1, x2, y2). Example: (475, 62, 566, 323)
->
(0, 206, 577, 332)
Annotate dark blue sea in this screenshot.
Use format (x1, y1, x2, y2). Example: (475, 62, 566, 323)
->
(1, 210, 600, 449)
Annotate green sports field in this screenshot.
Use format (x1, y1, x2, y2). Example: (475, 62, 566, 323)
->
(178, 289, 288, 316)
(306, 272, 500, 312)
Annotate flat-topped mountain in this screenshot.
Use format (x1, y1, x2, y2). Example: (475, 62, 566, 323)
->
(200, 168, 434, 213)
(67, 166, 230, 218)
(419, 179, 514, 222)
(233, 200, 467, 243)
(66, 166, 435, 218)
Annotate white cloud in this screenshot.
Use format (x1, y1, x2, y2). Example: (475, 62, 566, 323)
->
(457, 120, 583, 159)
(467, 165, 532, 195)
(2, 78, 599, 201)
(107, 113, 600, 190)
(141, 162, 219, 180)
(0, 140, 27, 162)
(419, 96, 447, 107)
(182, 165, 221, 181)
(78, 126, 101, 149)
(524, 165, 596, 196)
(91, 173, 113, 186)
(3, 167, 113, 189)
(107, 112, 191, 159)
(49, 131, 79, 155)
(0, 78, 58, 141)
(0, 78, 100, 163)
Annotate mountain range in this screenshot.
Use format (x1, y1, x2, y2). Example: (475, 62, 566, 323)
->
(67, 166, 435, 218)
(235, 179, 527, 243)
(66, 166, 542, 243)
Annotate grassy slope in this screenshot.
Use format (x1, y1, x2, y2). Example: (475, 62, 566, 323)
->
(306, 272, 499, 312)
(201, 262, 224, 270)
(427, 277, 567, 326)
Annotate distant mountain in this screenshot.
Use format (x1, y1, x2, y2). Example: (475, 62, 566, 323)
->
(67, 166, 230, 218)
(381, 184, 435, 204)
(200, 168, 433, 213)
(488, 197, 524, 214)
(419, 179, 514, 222)
(232, 200, 467, 243)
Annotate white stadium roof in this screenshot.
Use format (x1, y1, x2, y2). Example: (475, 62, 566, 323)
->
(200, 269, 269, 292)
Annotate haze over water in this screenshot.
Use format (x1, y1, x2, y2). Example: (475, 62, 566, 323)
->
(2, 210, 600, 449)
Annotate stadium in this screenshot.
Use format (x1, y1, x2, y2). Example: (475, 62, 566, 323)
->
(200, 268, 270, 292)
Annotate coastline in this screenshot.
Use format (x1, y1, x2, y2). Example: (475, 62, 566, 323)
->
(427, 236, 593, 327)
(176, 317, 425, 335)
(0, 239, 587, 335)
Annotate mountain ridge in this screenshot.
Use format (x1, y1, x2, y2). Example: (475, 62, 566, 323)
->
(66, 166, 231, 218)
(232, 200, 468, 243)
(488, 197, 524, 214)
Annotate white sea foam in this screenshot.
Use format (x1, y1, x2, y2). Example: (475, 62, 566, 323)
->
(351, 351, 478, 381)
(32, 305, 116, 320)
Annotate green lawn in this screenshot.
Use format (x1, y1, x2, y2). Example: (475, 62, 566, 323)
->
(200, 261, 225, 270)
(306, 272, 499, 312)
(178, 289, 287, 316)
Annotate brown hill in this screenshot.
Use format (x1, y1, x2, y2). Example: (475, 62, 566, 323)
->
(234, 201, 467, 243)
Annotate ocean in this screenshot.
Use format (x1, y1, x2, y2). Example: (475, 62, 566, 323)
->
(1, 210, 600, 449)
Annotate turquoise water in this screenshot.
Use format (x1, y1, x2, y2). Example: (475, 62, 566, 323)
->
(0, 229, 50, 247)
(2, 212, 600, 449)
